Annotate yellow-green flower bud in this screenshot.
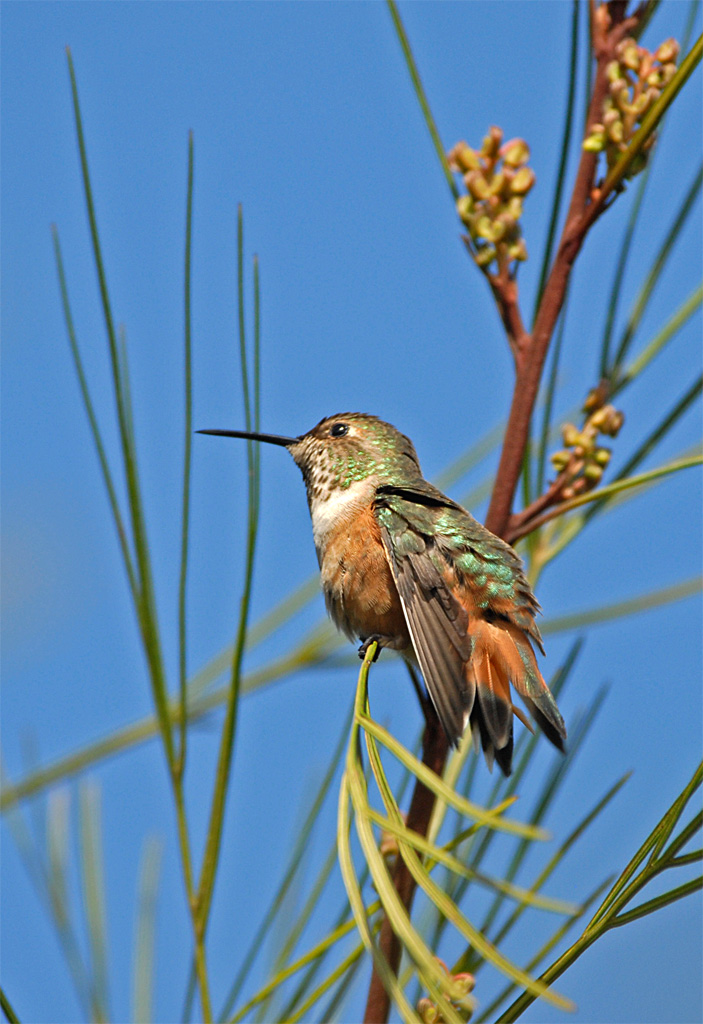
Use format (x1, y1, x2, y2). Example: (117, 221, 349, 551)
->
(596, 406, 624, 436)
(613, 86, 631, 111)
(456, 195, 474, 225)
(591, 404, 614, 432)
(511, 166, 535, 195)
(466, 171, 491, 201)
(496, 218, 518, 245)
(448, 142, 480, 174)
(581, 385, 609, 411)
(661, 62, 678, 84)
(453, 972, 476, 998)
(607, 119, 624, 144)
(609, 76, 628, 97)
(488, 170, 506, 196)
(655, 38, 679, 63)
(508, 238, 528, 261)
(589, 401, 626, 434)
(583, 127, 606, 152)
(606, 59, 622, 83)
(562, 423, 580, 447)
(593, 447, 612, 467)
(584, 462, 604, 485)
(474, 245, 496, 268)
(507, 196, 523, 219)
(488, 219, 507, 243)
(551, 449, 571, 472)
(417, 997, 441, 1024)
(620, 41, 641, 71)
(633, 90, 653, 116)
(483, 126, 503, 157)
(475, 215, 495, 241)
(502, 138, 530, 167)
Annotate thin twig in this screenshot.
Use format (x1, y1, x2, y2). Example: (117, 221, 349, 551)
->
(487, 266, 531, 364)
(484, 1, 644, 538)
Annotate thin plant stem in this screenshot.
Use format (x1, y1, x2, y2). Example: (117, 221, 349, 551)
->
(599, 170, 649, 378)
(0, 988, 21, 1024)
(65, 48, 173, 768)
(132, 837, 162, 1024)
(610, 164, 703, 377)
(51, 227, 138, 603)
(385, 0, 458, 201)
(532, 0, 580, 321)
(196, 209, 262, 954)
(177, 131, 195, 773)
(536, 299, 569, 496)
(614, 284, 702, 395)
(78, 784, 110, 1022)
(218, 707, 352, 1021)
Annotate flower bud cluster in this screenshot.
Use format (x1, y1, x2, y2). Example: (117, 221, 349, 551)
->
(583, 32, 679, 176)
(551, 387, 624, 498)
(448, 127, 534, 272)
(417, 963, 475, 1022)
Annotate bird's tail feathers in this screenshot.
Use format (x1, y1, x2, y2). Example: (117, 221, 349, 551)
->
(465, 618, 567, 775)
(502, 623, 567, 752)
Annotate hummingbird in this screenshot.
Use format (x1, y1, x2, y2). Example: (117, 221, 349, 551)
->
(199, 413, 566, 774)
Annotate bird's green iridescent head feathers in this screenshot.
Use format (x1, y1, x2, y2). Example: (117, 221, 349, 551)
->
(288, 413, 422, 495)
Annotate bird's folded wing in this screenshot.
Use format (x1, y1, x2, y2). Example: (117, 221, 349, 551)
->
(376, 508, 473, 746)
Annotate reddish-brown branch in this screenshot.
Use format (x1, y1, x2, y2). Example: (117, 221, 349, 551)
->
(484, 2, 641, 538)
(510, 497, 583, 544)
(488, 264, 531, 365)
(505, 471, 571, 542)
(363, 4, 651, 1020)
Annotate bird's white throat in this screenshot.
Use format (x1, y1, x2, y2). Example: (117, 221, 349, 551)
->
(308, 478, 375, 555)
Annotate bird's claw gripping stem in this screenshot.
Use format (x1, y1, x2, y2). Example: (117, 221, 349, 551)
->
(358, 636, 383, 662)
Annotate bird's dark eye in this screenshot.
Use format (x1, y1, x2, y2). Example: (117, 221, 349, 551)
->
(330, 422, 349, 437)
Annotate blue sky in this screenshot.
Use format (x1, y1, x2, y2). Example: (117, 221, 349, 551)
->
(2, 3, 701, 1023)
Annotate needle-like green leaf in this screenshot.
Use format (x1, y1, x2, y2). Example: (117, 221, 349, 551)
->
(361, 679, 571, 1012)
(219, 706, 352, 1021)
(197, 210, 262, 937)
(177, 131, 195, 770)
(132, 837, 162, 1024)
(78, 783, 110, 1023)
(532, 0, 580, 321)
(614, 284, 702, 395)
(385, 0, 458, 201)
(0, 988, 21, 1024)
(610, 164, 703, 377)
(497, 760, 703, 1022)
(358, 714, 548, 841)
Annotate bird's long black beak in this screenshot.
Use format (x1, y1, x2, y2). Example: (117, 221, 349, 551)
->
(197, 428, 297, 447)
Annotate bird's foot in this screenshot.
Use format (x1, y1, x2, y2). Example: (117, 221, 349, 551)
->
(358, 635, 385, 662)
